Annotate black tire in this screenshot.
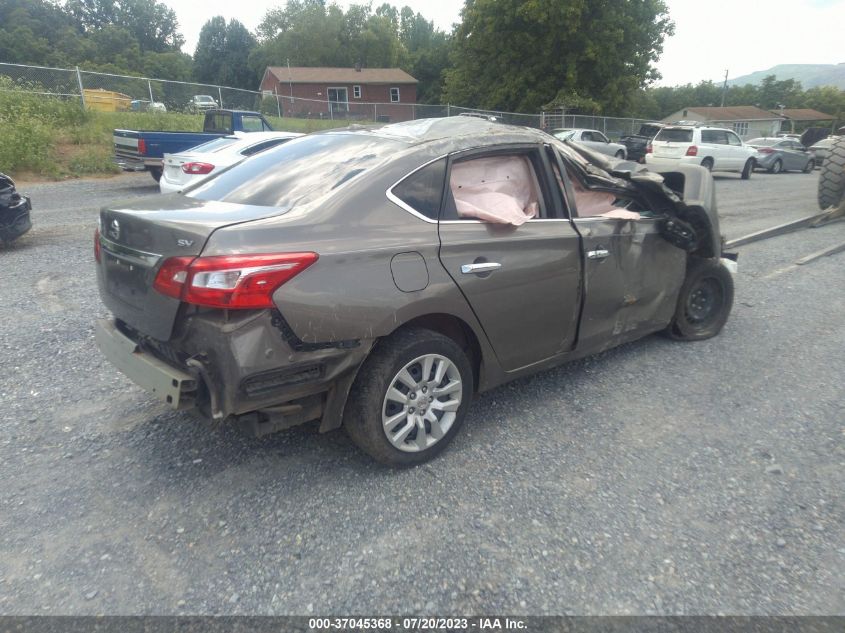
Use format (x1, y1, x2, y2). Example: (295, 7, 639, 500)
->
(741, 159, 753, 180)
(802, 160, 813, 174)
(818, 136, 845, 210)
(768, 159, 783, 174)
(149, 167, 163, 183)
(701, 158, 714, 172)
(615, 149, 625, 159)
(343, 327, 474, 466)
(666, 258, 734, 341)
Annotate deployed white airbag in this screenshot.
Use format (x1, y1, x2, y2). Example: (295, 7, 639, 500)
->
(450, 156, 539, 225)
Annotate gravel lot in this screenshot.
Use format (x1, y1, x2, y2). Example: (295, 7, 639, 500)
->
(0, 169, 842, 616)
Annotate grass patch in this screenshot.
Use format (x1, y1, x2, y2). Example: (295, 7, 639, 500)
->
(0, 85, 358, 180)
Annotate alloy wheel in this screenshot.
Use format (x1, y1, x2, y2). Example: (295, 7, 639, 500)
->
(381, 354, 463, 453)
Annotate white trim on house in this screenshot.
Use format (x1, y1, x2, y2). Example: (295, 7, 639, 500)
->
(327, 86, 349, 112)
(353, 85, 361, 99)
(390, 87, 400, 103)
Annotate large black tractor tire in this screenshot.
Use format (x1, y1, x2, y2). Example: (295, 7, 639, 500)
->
(818, 136, 845, 211)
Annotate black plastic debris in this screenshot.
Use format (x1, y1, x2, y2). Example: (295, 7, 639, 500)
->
(0, 172, 32, 245)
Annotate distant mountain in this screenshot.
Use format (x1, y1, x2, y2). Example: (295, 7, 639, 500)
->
(726, 64, 845, 89)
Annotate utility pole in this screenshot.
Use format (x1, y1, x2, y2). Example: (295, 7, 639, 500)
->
(720, 69, 729, 107)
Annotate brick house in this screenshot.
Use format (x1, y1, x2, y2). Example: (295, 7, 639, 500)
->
(259, 66, 418, 122)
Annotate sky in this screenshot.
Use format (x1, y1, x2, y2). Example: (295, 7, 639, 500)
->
(161, 0, 845, 87)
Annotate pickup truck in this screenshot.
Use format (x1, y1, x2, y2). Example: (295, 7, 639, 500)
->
(620, 122, 665, 162)
(113, 109, 275, 182)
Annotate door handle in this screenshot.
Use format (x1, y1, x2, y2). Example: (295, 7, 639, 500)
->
(461, 262, 502, 274)
(587, 248, 609, 260)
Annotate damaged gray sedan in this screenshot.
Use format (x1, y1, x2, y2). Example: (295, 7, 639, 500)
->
(95, 117, 735, 466)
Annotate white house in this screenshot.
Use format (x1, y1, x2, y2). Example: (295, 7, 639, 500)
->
(662, 106, 784, 139)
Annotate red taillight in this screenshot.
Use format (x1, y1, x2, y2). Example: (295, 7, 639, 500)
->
(685, 145, 698, 156)
(757, 147, 775, 154)
(153, 253, 318, 309)
(645, 144, 653, 154)
(137, 139, 147, 155)
(94, 228, 101, 263)
(181, 162, 215, 175)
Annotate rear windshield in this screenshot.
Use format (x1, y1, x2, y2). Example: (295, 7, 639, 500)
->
(655, 128, 693, 143)
(747, 138, 777, 146)
(187, 136, 240, 153)
(186, 133, 403, 209)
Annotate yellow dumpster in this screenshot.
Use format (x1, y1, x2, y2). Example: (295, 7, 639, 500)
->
(83, 89, 132, 112)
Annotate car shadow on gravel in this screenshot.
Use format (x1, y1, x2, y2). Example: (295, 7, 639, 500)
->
(109, 332, 676, 488)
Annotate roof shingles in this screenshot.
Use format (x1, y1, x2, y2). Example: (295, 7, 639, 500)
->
(267, 66, 417, 84)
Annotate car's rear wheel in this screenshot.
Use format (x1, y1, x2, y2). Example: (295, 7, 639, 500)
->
(344, 327, 473, 466)
(701, 158, 714, 172)
(741, 159, 753, 180)
(666, 258, 734, 341)
(769, 159, 783, 174)
(149, 167, 163, 183)
(802, 159, 814, 173)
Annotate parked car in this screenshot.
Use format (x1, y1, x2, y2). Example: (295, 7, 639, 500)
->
(746, 138, 814, 173)
(809, 136, 837, 169)
(114, 109, 275, 182)
(95, 117, 734, 466)
(620, 122, 665, 162)
(187, 95, 218, 112)
(646, 125, 756, 179)
(0, 173, 32, 246)
(552, 128, 627, 159)
(130, 99, 167, 113)
(160, 131, 303, 193)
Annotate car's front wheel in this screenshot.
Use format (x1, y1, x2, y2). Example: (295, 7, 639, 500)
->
(615, 150, 625, 159)
(344, 327, 473, 466)
(741, 159, 754, 180)
(666, 258, 734, 341)
(769, 159, 783, 174)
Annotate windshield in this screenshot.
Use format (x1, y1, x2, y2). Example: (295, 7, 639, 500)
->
(553, 130, 576, 140)
(747, 138, 777, 146)
(186, 133, 404, 209)
(196, 95, 215, 103)
(655, 128, 694, 143)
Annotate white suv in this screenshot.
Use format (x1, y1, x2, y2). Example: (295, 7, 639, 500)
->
(646, 125, 756, 179)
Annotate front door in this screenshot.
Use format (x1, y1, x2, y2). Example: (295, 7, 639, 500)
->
(327, 87, 348, 116)
(437, 146, 583, 372)
(551, 148, 686, 348)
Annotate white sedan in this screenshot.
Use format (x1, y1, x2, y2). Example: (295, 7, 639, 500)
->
(552, 128, 627, 159)
(160, 132, 303, 193)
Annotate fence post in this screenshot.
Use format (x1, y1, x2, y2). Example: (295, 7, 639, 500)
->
(148, 80, 154, 106)
(374, 103, 377, 122)
(274, 87, 282, 117)
(447, 103, 451, 117)
(217, 86, 223, 109)
(75, 66, 85, 110)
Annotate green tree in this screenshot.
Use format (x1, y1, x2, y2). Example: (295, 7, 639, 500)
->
(65, 0, 184, 52)
(194, 18, 257, 90)
(442, 0, 673, 113)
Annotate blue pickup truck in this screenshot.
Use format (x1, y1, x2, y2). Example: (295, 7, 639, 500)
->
(113, 109, 275, 182)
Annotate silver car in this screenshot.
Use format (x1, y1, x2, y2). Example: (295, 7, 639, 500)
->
(552, 128, 627, 159)
(747, 138, 814, 174)
(809, 136, 837, 169)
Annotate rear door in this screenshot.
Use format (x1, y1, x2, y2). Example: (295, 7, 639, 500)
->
(652, 127, 694, 160)
(437, 145, 583, 371)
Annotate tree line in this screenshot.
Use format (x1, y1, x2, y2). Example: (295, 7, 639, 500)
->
(1, 0, 843, 121)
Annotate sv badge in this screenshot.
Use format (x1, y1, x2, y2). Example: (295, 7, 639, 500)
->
(177, 238, 194, 247)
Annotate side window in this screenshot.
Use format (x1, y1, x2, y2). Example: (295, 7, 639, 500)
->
(581, 131, 594, 142)
(702, 130, 728, 145)
(390, 158, 447, 220)
(241, 116, 263, 133)
(594, 131, 609, 143)
(727, 132, 742, 146)
(441, 152, 545, 224)
(390, 87, 400, 103)
(353, 85, 362, 99)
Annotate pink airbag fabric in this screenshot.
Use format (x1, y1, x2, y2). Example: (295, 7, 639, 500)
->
(450, 156, 539, 225)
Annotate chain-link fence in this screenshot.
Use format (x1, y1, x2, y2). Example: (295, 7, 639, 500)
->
(0, 61, 655, 135)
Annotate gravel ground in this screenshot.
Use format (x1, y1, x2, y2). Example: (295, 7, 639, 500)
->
(0, 170, 842, 616)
